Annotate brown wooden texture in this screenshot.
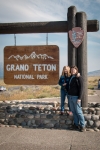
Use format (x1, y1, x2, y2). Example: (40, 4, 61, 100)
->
(67, 6, 77, 67)
(0, 20, 99, 34)
(4, 45, 59, 85)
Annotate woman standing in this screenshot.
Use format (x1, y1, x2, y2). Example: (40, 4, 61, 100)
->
(58, 66, 71, 115)
(68, 66, 85, 132)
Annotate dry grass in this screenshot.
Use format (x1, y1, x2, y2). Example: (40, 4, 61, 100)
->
(88, 76, 100, 89)
(0, 76, 100, 101)
(0, 79, 60, 101)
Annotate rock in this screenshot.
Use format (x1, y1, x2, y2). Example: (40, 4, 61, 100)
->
(51, 120, 59, 125)
(0, 124, 5, 127)
(43, 119, 51, 124)
(4, 122, 8, 125)
(68, 115, 74, 120)
(35, 120, 42, 125)
(27, 120, 31, 126)
(29, 106, 36, 110)
(95, 103, 100, 107)
(17, 126, 22, 128)
(53, 114, 60, 119)
(28, 110, 33, 114)
(8, 120, 15, 125)
(53, 101, 58, 107)
(27, 114, 34, 119)
(94, 120, 100, 128)
(32, 124, 37, 128)
(34, 114, 40, 119)
(60, 120, 65, 124)
(60, 115, 67, 120)
(86, 128, 94, 132)
(9, 125, 17, 128)
(6, 106, 11, 110)
(60, 124, 69, 129)
(0, 109, 5, 112)
(5, 125, 9, 127)
(84, 111, 89, 114)
(21, 121, 27, 126)
(55, 111, 60, 114)
(54, 123, 60, 128)
(96, 110, 100, 115)
(44, 106, 51, 111)
(15, 113, 20, 118)
(0, 119, 5, 123)
(66, 119, 73, 125)
(82, 107, 88, 111)
(88, 108, 95, 112)
(84, 114, 91, 121)
(87, 120, 94, 127)
(40, 113, 47, 119)
(18, 106, 23, 111)
(45, 123, 54, 128)
(11, 107, 18, 111)
(94, 127, 100, 132)
(46, 114, 53, 119)
(10, 113, 17, 118)
(16, 118, 24, 124)
(31, 119, 35, 124)
(95, 107, 100, 111)
(0, 113, 5, 118)
(91, 115, 99, 121)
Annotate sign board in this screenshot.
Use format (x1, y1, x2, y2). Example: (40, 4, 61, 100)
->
(69, 27, 84, 48)
(4, 45, 59, 85)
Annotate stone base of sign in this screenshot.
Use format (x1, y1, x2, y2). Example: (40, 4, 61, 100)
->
(0, 100, 100, 131)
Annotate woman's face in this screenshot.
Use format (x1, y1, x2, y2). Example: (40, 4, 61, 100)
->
(71, 68, 77, 75)
(64, 67, 68, 74)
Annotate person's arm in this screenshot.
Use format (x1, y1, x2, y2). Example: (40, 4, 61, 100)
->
(58, 76, 65, 86)
(77, 76, 83, 102)
(76, 73, 80, 77)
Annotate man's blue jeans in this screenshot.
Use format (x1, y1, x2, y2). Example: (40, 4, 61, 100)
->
(68, 95, 85, 127)
(61, 89, 69, 112)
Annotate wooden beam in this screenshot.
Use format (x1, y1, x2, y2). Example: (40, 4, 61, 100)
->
(0, 20, 99, 34)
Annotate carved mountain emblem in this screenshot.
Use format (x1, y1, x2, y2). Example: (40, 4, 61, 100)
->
(69, 27, 84, 48)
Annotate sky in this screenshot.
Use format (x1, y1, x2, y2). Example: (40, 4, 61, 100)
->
(0, 0, 100, 74)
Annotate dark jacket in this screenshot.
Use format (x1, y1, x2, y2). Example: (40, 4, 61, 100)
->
(68, 75, 83, 100)
(58, 76, 70, 92)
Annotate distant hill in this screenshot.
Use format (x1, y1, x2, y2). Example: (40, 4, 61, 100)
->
(88, 70, 100, 76)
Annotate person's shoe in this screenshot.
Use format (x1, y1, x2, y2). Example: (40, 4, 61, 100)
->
(67, 111, 73, 116)
(59, 111, 64, 115)
(80, 126, 86, 132)
(70, 124, 80, 130)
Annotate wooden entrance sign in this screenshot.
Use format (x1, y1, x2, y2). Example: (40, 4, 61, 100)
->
(1, 5, 99, 107)
(4, 45, 59, 85)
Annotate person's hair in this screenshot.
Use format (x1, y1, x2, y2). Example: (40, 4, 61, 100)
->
(70, 66, 78, 75)
(61, 66, 71, 77)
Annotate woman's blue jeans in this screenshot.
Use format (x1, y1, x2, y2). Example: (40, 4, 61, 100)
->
(60, 89, 69, 112)
(68, 95, 85, 127)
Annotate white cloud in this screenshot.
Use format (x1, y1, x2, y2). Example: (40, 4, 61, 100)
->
(88, 40, 100, 46)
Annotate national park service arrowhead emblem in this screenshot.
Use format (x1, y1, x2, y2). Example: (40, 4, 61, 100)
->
(69, 27, 84, 48)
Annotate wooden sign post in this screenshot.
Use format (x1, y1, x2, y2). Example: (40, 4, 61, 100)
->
(4, 45, 59, 85)
(67, 6, 88, 107)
